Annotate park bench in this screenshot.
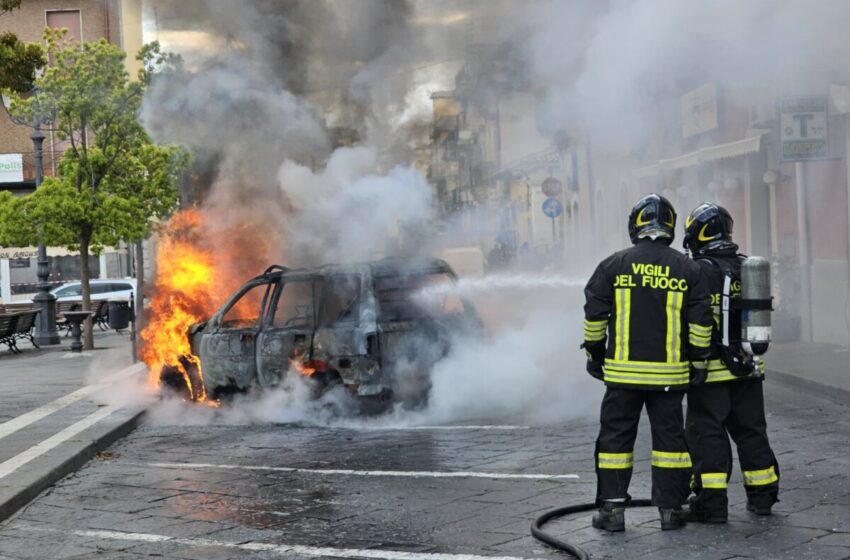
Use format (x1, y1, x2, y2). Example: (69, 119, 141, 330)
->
(93, 300, 110, 331)
(12, 309, 40, 349)
(0, 314, 18, 353)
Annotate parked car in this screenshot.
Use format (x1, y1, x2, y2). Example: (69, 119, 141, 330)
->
(164, 258, 483, 410)
(44, 278, 136, 303)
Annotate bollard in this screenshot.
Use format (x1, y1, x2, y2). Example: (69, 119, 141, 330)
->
(129, 293, 137, 363)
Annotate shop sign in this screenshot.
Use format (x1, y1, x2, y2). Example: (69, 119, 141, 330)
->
(682, 83, 719, 138)
(0, 154, 24, 182)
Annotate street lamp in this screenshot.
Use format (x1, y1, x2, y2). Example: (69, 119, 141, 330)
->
(1, 90, 60, 345)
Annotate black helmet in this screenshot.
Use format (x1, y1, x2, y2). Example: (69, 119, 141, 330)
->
(628, 194, 676, 245)
(683, 202, 738, 255)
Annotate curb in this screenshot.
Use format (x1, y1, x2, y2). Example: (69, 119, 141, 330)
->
(768, 369, 850, 408)
(0, 362, 149, 523)
(0, 408, 145, 523)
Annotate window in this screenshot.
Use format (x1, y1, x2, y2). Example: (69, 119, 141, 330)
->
(54, 284, 82, 297)
(272, 280, 316, 329)
(46, 10, 82, 42)
(90, 283, 109, 294)
(375, 273, 463, 322)
(109, 283, 133, 292)
(321, 276, 361, 326)
(220, 283, 269, 329)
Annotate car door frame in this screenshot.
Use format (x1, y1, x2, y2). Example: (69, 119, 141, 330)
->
(255, 273, 321, 388)
(197, 277, 275, 392)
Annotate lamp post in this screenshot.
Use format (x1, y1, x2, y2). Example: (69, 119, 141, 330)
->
(2, 92, 60, 345)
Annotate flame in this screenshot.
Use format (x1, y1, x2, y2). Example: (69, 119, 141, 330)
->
(287, 349, 332, 378)
(140, 207, 283, 404)
(140, 209, 216, 402)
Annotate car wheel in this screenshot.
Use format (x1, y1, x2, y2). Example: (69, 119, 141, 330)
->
(158, 355, 205, 402)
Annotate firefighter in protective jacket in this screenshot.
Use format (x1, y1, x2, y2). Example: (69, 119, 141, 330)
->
(683, 202, 779, 522)
(583, 194, 714, 532)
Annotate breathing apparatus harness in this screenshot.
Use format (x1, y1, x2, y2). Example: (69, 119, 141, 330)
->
(694, 253, 759, 377)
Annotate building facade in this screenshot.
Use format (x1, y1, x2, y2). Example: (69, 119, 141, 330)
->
(0, 0, 142, 302)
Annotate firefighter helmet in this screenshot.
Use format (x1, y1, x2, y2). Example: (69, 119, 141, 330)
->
(683, 202, 738, 255)
(628, 194, 677, 245)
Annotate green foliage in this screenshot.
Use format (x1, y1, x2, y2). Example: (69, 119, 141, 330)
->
(0, 30, 190, 255)
(0, 32, 46, 93)
(0, 0, 22, 16)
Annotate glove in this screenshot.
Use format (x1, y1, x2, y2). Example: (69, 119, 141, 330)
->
(586, 359, 605, 380)
(581, 341, 606, 381)
(690, 362, 708, 386)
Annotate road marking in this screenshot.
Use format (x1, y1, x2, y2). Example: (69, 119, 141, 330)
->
(66, 529, 542, 560)
(0, 362, 145, 442)
(373, 425, 531, 431)
(147, 462, 579, 480)
(0, 405, 118, 480)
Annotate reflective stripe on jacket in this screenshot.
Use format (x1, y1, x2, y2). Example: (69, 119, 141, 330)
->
(584, 239, 713, 391)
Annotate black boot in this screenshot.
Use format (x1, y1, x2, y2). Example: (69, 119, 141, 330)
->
(659, 507, 687, 530)
(592, 501, 625, 532)
(746, 501, 773, 516)
(684, 495, 727, 523)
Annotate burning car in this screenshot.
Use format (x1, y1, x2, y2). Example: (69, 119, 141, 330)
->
(160, 258, 482, 409)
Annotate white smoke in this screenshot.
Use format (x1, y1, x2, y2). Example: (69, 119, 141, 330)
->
(278, 146, 434, 264)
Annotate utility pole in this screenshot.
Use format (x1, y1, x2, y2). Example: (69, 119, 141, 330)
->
(795, 161, 812, 342)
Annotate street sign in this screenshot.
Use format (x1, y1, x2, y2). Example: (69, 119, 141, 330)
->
(779, 96, 829, 161)
(542, 177, 562, 198)
(542, 197, 563, 218)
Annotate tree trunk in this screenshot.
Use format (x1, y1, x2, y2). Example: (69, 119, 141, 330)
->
(134, 239, 146, 333)
(80, 233, 94, 350)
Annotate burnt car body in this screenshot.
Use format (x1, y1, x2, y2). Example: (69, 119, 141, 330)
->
(185, 258, 482, 405)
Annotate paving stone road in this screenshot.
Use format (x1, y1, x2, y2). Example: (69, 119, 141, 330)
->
(0, 379, 848, 560)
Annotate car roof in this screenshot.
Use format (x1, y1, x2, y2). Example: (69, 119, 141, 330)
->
(253, 258, 455, 283)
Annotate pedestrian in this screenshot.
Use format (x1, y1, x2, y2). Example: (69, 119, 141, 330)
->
(582, 193, 713, 531)
(682, 202, 780, 523)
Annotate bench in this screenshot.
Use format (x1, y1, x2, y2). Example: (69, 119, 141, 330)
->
(93, 300, 110, 331)
(12, 309, 40, 349)
(0, 314, 18, 353)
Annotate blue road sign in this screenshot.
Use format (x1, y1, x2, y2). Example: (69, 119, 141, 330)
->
(542, 197, 563, 219)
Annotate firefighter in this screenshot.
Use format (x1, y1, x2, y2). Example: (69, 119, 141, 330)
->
(683, 202, 779, 523)
(583, 194, 713, 531)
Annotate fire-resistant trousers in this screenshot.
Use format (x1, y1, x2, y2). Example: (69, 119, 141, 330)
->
(595, 387, 691, 509)
(686, 379, 779, 513)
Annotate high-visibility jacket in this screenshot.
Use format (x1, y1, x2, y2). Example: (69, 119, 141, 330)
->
(584, 239, 713, 390)
(693, 251, 763, 383)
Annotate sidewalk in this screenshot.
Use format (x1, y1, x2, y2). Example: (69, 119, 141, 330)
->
(0, 331, 147, 521)
(767, 341, 850, 403)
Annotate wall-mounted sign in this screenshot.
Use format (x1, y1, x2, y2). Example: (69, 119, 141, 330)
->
(779, 95, 829, 161)
(9, 258, 30, 269)
(0, 153, 24, 183)
(682, 83, 719, 138)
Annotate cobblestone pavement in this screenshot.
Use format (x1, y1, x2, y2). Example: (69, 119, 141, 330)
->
(0, 379, 848, 560)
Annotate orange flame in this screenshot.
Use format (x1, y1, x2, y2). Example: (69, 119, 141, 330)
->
(140, 209, 216, 402)
(140, 207, 283, 404)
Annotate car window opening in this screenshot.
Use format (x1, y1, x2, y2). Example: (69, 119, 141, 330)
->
(376, 272, 463, 322)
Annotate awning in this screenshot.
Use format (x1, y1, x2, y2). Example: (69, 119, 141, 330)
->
(634, 133, 766, 179)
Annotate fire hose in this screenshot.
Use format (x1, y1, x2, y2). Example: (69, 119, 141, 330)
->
(530, 498, 652, 559)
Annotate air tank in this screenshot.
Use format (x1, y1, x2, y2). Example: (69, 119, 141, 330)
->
(741, 256, 772, 356)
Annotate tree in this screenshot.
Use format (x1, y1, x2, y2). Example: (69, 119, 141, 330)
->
(0, 32, 189, 349)
(0, 0, 22, 16)
(0, 32, 45, 93)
